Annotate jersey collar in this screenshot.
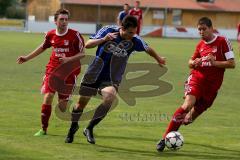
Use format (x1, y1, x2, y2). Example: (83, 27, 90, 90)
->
(204, 34, 217, 44)
(56, 28, 69, 36)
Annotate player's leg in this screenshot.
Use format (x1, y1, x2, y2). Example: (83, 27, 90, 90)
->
(84, 86, 117, 144)
(182, 107, 201, 125)
(65, 81, 99, 143)
(183, 91, 217, 125)
(34, 92, 55, 136)
(156, 95, 196, 151)
(65, 96, 91, 143)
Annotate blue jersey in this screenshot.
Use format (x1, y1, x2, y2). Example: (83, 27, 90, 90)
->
(83, 25, 149, 85)
(118, 11, 128, 22)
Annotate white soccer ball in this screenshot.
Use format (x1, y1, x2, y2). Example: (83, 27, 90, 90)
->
(165, 131, 184, 150)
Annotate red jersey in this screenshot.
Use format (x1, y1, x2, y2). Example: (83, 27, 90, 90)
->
(129, 8, 142, 35)
(237, 23, 240, 42)
(191, 35, 234, 90)
(41, 28, 84, 75)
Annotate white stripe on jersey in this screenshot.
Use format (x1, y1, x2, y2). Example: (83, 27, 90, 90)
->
(92, 25, 119, 39)
(135, 35, 149, 50)
(76, 32, 84, 52)
(224, 37, 233, 51)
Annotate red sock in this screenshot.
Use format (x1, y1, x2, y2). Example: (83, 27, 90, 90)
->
(41, 104, 52, 132)
(163, 107, 188, 138)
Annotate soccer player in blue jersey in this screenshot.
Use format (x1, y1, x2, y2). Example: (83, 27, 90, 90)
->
(65, 15, 166, 144)
(117, 3, 130, 26)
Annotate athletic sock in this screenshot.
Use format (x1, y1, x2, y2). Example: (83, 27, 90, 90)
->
(41, 104, 52, 132)
(86, 103, 111, 130)
(162, 107, 188, 138)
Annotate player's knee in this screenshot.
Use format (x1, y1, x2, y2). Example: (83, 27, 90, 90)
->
(103, 94, 116, 105)
(183, 117, 193, 125)
(43, 93, 54, 104)
(181, 103, 193, 112)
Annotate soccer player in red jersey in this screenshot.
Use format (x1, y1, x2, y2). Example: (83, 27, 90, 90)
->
(17, 9, 85, 136)
(129, 1, 143, 35)
(237, 23, 240, 50)
(156, 17, 235, 151)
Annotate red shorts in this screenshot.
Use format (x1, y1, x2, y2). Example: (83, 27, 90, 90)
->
(41, 73, 77, 100)
(184, 74, 218, 114)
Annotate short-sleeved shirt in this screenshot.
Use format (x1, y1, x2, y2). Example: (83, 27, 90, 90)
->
(41, 28, 84, 75)
(191, 34, 234, 91)
(118, 11, 128, 23)
(129, 9, 142, 26)
(82, 25, 149, 85)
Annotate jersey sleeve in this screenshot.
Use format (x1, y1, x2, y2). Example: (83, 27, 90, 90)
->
(222, 37, 234, 60)
(41, 32, 52, 49)
(90, 26, 110, 39)
(191, 43, 201, 60)
(118, 12, 122, 20)
(134, 36, 149, 52)
(74, 32, 85, 53)
(139, 10, 143, 20)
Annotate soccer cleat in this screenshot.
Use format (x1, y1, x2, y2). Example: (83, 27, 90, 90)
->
(83, 128, 95, 144)
(34, 129, 46, 136)
(156, 139, 165, 152)
(65, 123, 79, 143)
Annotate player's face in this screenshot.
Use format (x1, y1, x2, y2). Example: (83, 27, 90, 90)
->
(55, 14, 69, 31)
(197, 24, 213, 41)
(121, 27, 137, 40)
(135, 2, 140, 8)
(124, 5, 129, 11)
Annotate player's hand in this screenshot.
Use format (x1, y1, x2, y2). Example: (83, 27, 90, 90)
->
(103, 32, 119, 41)
(158, 57, 166, 67)
(206, 53, 216, 66)
(16, 56, 28, 64)
(59, 56, 71, 64)
(192, 58, 202, 67)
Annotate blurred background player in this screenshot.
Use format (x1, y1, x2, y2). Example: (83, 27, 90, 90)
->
(156, 17, 235, 152)
(237, 23, 240, 51)
(65, 15, 166, 144)
(17, 9, 85, 136)
(129, 1, 143, 35)
(117, 3, 130, 26)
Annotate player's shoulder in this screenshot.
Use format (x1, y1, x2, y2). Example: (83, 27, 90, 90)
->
(215, 34, 231, 44)
(102, 25, 120, 32)
(67, 28, 81, 35)
(46, 29, 56, 36)
(133, 34, 144, 42)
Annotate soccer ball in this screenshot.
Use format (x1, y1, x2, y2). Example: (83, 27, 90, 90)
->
(165, 131, 184, 150)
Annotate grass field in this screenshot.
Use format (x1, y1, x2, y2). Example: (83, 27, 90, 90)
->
(0, 31, 240, 160)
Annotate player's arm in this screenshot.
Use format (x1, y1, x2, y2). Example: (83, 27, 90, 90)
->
(145, 47, 166, 67)
(16, 45, 46, 64)
(85, 32, 118, 48)
(117, 13, 122, 26)
(212, 59, 235, 68)
(208, 54, 235, 68)
(188, 58, 202, 69)
(189, 44, 201, 69)
(208, 38, 236, 69)
(60, 49, 85, 64)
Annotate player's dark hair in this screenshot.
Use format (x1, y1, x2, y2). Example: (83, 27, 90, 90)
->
(54, 8, 70, 21)
(122, 15, 138, 29)
(198, 17, 212, 27)
(124, 3, 129, 6)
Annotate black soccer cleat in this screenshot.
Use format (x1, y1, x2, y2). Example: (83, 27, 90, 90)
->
(156, 139, 165, 152)
(65, 123, 79, 143)
(83, 128, 95, 144)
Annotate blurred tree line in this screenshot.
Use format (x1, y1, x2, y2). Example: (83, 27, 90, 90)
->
(0, 0, 27, 19)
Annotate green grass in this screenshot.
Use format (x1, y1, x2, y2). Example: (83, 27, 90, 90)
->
(0, 31, 240, 160)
